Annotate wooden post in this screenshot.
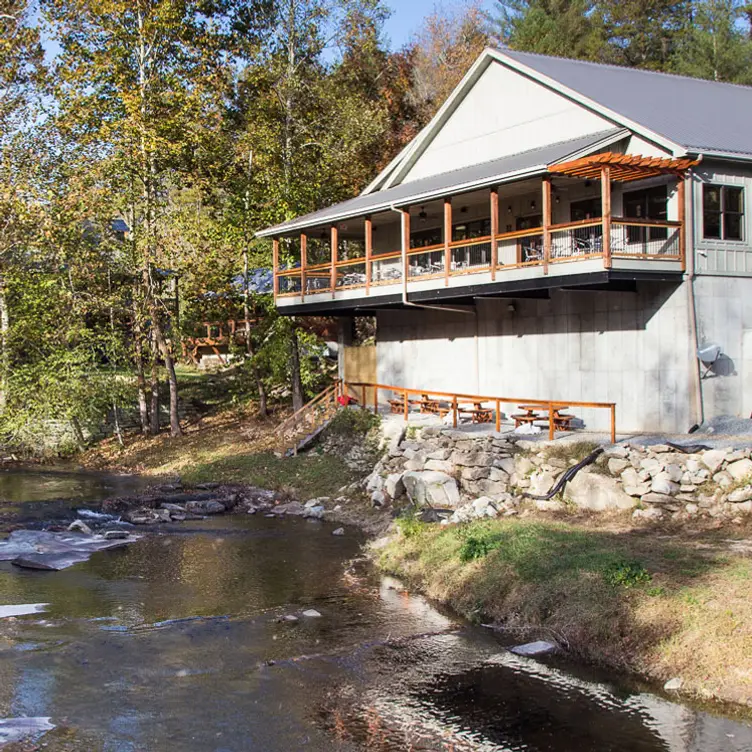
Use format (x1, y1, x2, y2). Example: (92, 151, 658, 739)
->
(402, 208, 410, 290)
(444, 197, 452, 285)
(548, 403, 555, 440)
(300, 232, 307, 301)
(542, 177, 552, 275)
(452, 396, 458, 428)
(601, 165, 612, 269)
(272, 237, 279, 298)
(677, 175, 686, 272)
(330, 225, 338, 297)
(610, 404, 617, 444)
(403, 388, 409, 421)
(490, 188, 499, 280)
(495, 398, 501, 432)
(361, 384, 366, 410)
(374, 385, 378, 414)
(365, 216, 373, 294)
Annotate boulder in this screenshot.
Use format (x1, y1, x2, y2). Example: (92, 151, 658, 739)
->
(530, 470, 556, 496)
(67, 520, 92, 535)
(641, 492, 675, 505)
(701, 449, 727, 474)
(651, 474, 680, 496)
(633, 507, 664, 521)
(425, 459, 454, 473)
(493, 457, 516, 475)
(461, 467, 490, 481)
(607, 458, 629, 475)
(427, 448, 452, 461)
(565, 470, 637, 511)
(302, 505, 325, 520)
(384, 473, 405, 500)
(402, 471, 461, 508)
(664, 464, 684, 483)
(274, 501, 306, 516)
(185, 500, 225, 515)
(727, 458, 752, 481)
(371, 490, 387, 508)
(331, 528, 345, 536)
(728, 486, 752, 503)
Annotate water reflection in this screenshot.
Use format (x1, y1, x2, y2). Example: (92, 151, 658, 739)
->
(0, 515, 747, 751)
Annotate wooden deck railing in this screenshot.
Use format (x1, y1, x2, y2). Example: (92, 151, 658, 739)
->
(343, 381, 617, 443)
(275, 217, 683, 299)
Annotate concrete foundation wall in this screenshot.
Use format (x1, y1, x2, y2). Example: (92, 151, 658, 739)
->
(376, 282, 698, 433)
(693, 275, 752, 421)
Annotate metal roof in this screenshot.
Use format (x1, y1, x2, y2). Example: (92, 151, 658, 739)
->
(501, 49, 752, 157)
(257, 129, 624, 237)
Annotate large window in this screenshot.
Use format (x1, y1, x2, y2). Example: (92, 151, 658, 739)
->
(703, 184, 744, 241)
(624, 184, 668, 243)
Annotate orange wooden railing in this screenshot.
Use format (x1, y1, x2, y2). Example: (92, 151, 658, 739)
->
(274, 380, 343, 455)
(275, 217, 683, 299)
(343, 380, 617, 443)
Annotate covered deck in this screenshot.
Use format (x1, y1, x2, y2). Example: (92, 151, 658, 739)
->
(268, 146, 697, 312)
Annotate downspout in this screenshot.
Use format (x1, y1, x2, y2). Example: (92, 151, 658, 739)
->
(685, 167, 705, 428)
(390, 205, 475, 315)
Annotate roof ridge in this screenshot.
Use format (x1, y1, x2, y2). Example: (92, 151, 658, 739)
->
(499, 46, 752, 93)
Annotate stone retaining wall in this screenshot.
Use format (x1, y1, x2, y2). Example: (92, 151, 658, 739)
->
(363, 425, 752, 523)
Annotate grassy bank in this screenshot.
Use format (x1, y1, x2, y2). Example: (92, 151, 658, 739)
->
(376, 515, 752, 708)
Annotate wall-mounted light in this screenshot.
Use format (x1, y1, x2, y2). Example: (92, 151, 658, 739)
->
(507, 205, 512, 214)
(530, 200, 536, 210)
(507, 303, 516, 313)
(555, 195, 561, 204)
(419, 206, 427, 224)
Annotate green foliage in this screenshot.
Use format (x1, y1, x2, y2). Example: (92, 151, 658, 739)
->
(602, 559, 652, 588)
(459, 530, 504, 561)
(396, 511, 426, 539)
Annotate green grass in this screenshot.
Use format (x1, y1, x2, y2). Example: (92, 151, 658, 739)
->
(179, 449, 357, 499)
(376, 517, 752, 707)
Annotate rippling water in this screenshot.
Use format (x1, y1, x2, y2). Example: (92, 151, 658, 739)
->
(0, 514, 748, 751)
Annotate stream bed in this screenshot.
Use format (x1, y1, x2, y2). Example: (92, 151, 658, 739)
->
(0, 472, 749, 750)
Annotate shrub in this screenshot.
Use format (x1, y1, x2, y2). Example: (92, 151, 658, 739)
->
(459, 531, 503, 562)
(602, 559, 651, 589)
(396, 512, 425, 539)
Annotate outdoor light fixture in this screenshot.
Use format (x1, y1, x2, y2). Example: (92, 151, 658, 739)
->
(530, 200, 536, 210)
(555, 195, 561, 204)
(507, 205, 512, 214)
(419, 206, 427, 223)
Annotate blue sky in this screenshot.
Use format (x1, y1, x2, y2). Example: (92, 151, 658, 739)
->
(383, 0, 496, 50)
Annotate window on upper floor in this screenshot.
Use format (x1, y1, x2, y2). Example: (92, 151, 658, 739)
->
(703, 184, 744, 241)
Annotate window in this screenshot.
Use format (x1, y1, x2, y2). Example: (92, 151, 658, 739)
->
(703, 185, 744, 241)
(624, 185, 668, 243)
(570, 198, 601, 222)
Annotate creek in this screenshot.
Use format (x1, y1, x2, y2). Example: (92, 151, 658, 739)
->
(0, 471, 749, 750)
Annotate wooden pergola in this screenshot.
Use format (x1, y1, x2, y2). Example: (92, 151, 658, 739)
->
(548, 152, 699, 183)
(544, 152, 699, 269)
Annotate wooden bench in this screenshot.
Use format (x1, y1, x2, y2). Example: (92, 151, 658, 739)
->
(459, 402, 494, 424)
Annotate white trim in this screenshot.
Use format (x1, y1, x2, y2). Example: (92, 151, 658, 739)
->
(258, 131, 628, 238)
(379, 49, 685, 190)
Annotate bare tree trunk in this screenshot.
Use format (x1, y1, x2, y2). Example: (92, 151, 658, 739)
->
(71, 416, 86, 451)
(244, 255, 268, 417)
(149, 333, 160, 436)
(133, 307, 150, 435)
(290, 327, 304, 413)
(0, 274, 8, 414)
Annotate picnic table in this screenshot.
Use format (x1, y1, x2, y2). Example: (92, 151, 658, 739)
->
(459, 401, 493, 424)
(419, 394, 450, 418)
(512, 404, 575, 431)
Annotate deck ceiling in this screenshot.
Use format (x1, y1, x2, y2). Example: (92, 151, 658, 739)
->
(548, 152, 700, 182)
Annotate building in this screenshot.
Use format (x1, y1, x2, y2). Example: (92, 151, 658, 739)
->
(259, 47, 752, 433)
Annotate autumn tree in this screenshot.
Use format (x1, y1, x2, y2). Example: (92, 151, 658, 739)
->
(42, 0, 251, 435)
